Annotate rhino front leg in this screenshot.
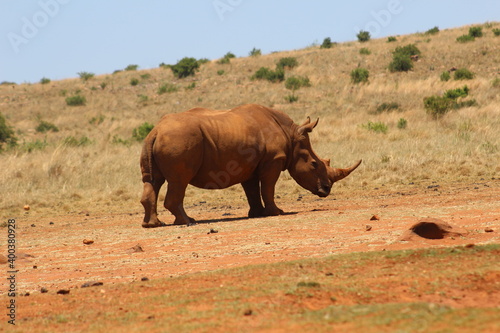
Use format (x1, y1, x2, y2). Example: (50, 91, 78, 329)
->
(141, 179, 166, 228)
(164, 181, 195, 225)
(260, 164, 285, 216)
(242, 175, 265, 218)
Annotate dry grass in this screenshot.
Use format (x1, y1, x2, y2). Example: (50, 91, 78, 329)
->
(1, 22, 499, 218)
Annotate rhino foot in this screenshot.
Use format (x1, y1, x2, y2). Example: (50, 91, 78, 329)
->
(142, 220, 166, 228)
(173, 217, 196, 226)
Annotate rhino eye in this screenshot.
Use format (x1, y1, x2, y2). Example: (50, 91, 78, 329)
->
(311, 160, 319, 169)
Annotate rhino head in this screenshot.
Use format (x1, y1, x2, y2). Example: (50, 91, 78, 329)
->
(288, 117, 361, 198)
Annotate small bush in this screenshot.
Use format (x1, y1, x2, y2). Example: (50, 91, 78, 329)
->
(457, 34, 475, 43)
(376, 102, 400, 113)
(440, 71, 451, 82)
(249, 48, 262, 57)
(350, 68, 369, 84)
(78, 72, 94, 81)
(125, 64, 139, 71)
(100, 82, 107, 90)
(251, 67, 284, 83)
(387, 36, 397, 42)
(493, 28, 500, 36)
(40, 77, 51, 84)
(217, 70, 225, 76)
(198, 58, 210, 65)
(217, 56, 231, 65)
(454, 68, 474, 80)
(397, 118, 408, 129)
(169, 57, 200, 78)
(363, 121, 388, 134)
(276, 57, 298, 70)
(357, 30, 371, 42)
(132, 122, 154, 141)
(63, 136, 92, 147)
(0, 113, 17, 151)
(424, 96, 453, 118)
(36, 120, 59, 133)
(320, 37, 334, 49)
(469, 26, 483, 38)
(20, 139, 48, 153)
(359, 48, 371, 55)
(158, 83, 178, 94)
(285, 76, 311, 90)
(393, 44, 421, 57)
(65, 95, 86, 106)
(130, 78, 139, 86)
(444, 86, 469, 99)
(389, 53, 413, 72)
(425, 26, 440, 35)
(284, 95, 299, 103)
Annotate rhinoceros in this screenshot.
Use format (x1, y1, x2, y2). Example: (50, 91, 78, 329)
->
(140, 104, 361, 228)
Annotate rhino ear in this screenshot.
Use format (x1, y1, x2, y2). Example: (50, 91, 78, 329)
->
(298, 117, 319, 135)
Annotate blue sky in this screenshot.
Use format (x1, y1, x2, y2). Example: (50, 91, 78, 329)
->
(1, 0, 499, 83)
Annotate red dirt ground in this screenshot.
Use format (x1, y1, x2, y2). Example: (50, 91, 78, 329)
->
(2, 179, 500, 331)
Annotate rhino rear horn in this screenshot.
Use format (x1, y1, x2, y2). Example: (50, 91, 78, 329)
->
(328, 159, 362, 183)
(298, 117, 319, 134)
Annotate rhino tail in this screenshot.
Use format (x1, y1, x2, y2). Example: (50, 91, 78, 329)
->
(140, 129, 157, 183)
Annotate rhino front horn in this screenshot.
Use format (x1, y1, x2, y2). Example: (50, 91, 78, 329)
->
(328, 160, 362, 183)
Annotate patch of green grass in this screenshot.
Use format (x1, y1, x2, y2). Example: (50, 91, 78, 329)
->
(350, 68, 369, 84)
(65, 95, 86, 106)
(132, 122, 154, 141)
(36, 120, 59, 133)
(63, 136, 93, 147)
(375, 102, 400, 113)
(158, 83, 178, 94)
(359, 48, 371, 55)
(362, 121, 388, 134)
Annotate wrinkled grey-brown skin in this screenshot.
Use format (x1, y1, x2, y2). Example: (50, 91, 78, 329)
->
(140, 104, 361, 228)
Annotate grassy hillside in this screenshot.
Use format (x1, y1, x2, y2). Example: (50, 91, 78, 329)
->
(1, 23, 499, 219)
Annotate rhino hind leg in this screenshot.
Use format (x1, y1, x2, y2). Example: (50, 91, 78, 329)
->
(141, 179, 166, 228)
(164, 181, 195, 225)
(242, 177, 265, 218)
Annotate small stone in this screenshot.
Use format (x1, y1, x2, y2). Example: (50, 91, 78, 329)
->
(127, 244, 144, 253)
(31, 224, 36, 227)
(24, 205, 30, 211)
(208, 229, 218, 234)
(365, 225, 372, 231)
(40, 287, 48, 293)
(81, 281, 103, 288)
(49, 222, 54, 225)
(244, 309, 253, 316)
(465, 243, 475, 248)
(83, 239, 94, 245)
(141, 277, 149, 281)
(370, 215, 380, 221)
(33, 265, 37, 269)
(57, 289, 70, 295)
(484, 227, 494, 233)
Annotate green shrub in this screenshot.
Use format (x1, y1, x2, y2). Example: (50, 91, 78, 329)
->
(251, 67, 284, 83)
(158, 83, 178, 94)
(457, 34, 475, 43)
(363, 121, 388, 134)
(425, 26, 440, 35)
(393, 44, 421, 57)
(284, 95, 299, 103)
(389, 53, 413, 72)
(100, 82, 107, 90)
(320, 37, 334, 49)
(350, 68, 369, 84)
(217, 57, 231, 65)
(130, 78, 139, 86)
(65, 95, 86, 106)
(198, 58, 210, 65)
(387, 36, 397, 42)
(454, 68, 474, 80)
(285, 76, 311, 90)
(276, 57, 298, 70)
(78, 72, 94, 81)
(357, 30, 371, 42)
(169, 57, 200, 78)
(440, 71, 451, 82)
(89, 114, 105, 125)
(63, 136, 92, 147)
(359, 48, 371, 55)
(469, 26, 483, 38)
(493, 28, 500, 36)
(132, 122, 154, 141)
(376, 102, 400, 113)
(40, 77, 51, 84)
(444, 86, 469, 99)
(492, 77, 500, 88)
(249, 48, 262, 57)
(397, 118, 408, 129)
(0, 113, 17, 151)
(217, 70, 225, 76)
(36, 120, 59, 133)
(112, 135, 131, 146)
(125, 64, 139, 71)
(424, 96, 453, 118)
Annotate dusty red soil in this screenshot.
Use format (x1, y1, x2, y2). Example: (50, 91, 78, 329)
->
(8, 180, 499, 291)
(2, 180, 500, 331)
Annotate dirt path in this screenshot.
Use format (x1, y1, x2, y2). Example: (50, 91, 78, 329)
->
(9, 180, 499, 294)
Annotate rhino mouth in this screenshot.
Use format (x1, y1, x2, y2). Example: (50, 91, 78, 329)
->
(315, 183, 331, 197)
